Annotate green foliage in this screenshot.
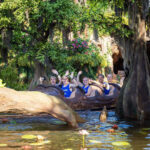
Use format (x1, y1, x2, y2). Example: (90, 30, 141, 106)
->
(47, 39, 104, 77)
(0, 79, 6, 87)
(0, 65, 28, 90)
(85, 0, 133, 37)
(0, 0, 134, 89)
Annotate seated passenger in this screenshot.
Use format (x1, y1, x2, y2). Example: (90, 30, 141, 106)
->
(107, 73, 119, 84)
(61, 75, 77, 98)
(98, 74, 110, 95)
(118, 70, 125, 87)
(77, 71, 92, 96)
(51, 69, 61, 86)
(50, 76, 57, 86)
(38, 76, 47, 85)
(107, 74, 113, 83)
(91, 74, 110, 95)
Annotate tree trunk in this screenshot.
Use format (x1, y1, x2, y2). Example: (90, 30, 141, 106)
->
(93, 28, 99, 42)
(1, 47, 8, 64)
(49, 23, 55, 43)
(62, 29, 70, 47)
(116, 0, 150, 120)
(147, 41, 150, 62)
(1, 28, 12, 64)
(29, 61, 49, 90)
(84, 24, 88, 39)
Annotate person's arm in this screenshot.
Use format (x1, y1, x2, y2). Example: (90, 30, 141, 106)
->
(77, 71, 83, 87)
(71, 78, 78, 86)
(90, 79, 104, 91)
(70, 71, 74, 80)
(103, 82, 110, 90)
(103, 82, 110, 95)
(52, 69, 61, 85)
(57, 74, 62, 85)
(120, 77, 125, 87)
(90, 79, 100, 86)
(85, 86, 92, 96)
(69, 78, 79, 88)
(64, 70, 69, 76)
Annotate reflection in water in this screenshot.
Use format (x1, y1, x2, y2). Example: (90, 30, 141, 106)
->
(0, 110, 150, 149)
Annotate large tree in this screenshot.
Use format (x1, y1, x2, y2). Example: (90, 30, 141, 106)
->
(114, 0, 150, 120)
(87, 0, 150, 120)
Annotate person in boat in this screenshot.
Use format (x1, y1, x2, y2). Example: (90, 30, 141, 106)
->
(61, 75, 78, 98)
(91, 74, 110, 95)
(118, 70, 125, 87)
(37, 76, 47, 85)
(107, 74, 113, 83)
(50, 69, 61, 86)
(98, 74, 110, 95)
(77, 71, 92, 96)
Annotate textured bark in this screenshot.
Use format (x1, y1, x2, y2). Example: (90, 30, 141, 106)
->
(49, 23, 55, 43)
(1, 28, 12, 64)
(29, 61, 48, 90)
(1, 47, 8, 64)
(147, 41, 150, 62)
(116, 0, 150, 120)
(0, 87, 85, 128)
(93, 28, 99, 42)
(33, 84, 120, 110)
(62, 29, 70, 47)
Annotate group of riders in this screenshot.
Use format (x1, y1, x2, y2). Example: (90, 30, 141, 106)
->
(39, 69, 124, 99)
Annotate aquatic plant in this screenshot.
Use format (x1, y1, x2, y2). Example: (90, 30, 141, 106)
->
(79, 130, 89, 148)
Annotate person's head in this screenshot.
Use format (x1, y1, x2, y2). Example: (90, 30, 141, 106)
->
(62, 76, 69, 85)
(83, 77, 89, 86)
(39, 76, 46, 84)
(107, 74, 113, 83)
(98, 74, 104, 83)
(50, 76, 57, 85)
(118, 70, 125, 78)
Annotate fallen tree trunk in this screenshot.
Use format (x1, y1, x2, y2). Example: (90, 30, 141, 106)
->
(0, 87, 85, 128)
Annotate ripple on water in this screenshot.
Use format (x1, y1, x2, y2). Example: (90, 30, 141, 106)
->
(144, 148, 150, 150)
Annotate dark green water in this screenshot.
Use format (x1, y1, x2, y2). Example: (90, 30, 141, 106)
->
(0, 110, 150, 150)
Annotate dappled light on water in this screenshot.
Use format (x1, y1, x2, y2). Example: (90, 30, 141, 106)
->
(0, 110, 150, 149)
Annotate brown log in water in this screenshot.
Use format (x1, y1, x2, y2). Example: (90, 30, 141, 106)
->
(0, 87, 85, 128)
(33, 84, 120, 110)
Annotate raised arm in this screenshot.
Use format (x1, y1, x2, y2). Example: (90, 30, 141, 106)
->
(64, 70, 70, 76)
(77, 71, 83, 87)
(52, 69, 61, 85)
(70, 78, 78, 88)
(90, 79, 104, 91)
(85, 86, 92, 96)
(90, 79, 100, 86)
(70, 71, 74, 80)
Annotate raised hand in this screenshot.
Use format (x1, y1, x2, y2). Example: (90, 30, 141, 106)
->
(65, 70, 69, 76)
(52, 69, 59, 75)
(70, 71, 74, 79)
(78, 70, 82, 75)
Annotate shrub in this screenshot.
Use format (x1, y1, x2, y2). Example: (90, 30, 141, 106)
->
(0, 65, 28, 90)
